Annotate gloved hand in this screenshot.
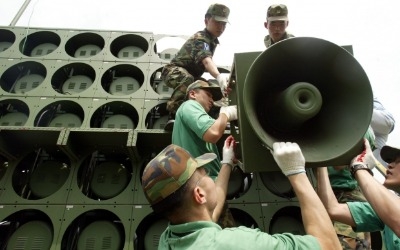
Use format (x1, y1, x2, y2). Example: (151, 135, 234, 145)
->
(220, 105, 237, 121)
(216, 74, 228, 93)
(221, 135, 235, 167)
(350, 138, 377, 170)
(271, 142, 306, 176)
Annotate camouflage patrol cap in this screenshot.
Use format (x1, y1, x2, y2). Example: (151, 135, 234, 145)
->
(142, 144, 216, 206)
(381, 145, 400, 164)
(206, 3, 230, 23)
(186, 80, 223, 101)
(267, 4, 288, 21)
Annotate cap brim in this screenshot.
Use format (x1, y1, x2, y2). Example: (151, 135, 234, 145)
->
(186, 86, 223, 101)
(381, 145, 400, 163)
(195, 153, 217, 167)
(209, 88, 223, 101)
(268, 16, 288, 22)
(213, 16, 229, 23)
(198, 86, 223, 101)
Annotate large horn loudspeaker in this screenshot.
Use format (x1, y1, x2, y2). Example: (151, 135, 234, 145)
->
(231, 37, 373, 172)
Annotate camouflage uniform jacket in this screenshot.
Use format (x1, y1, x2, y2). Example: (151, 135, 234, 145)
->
(264, 32, 295, 48)
(168, 28, 219, 78)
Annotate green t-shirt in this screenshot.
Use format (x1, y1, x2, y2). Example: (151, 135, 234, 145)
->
(172, 100, 221, 179)
(158, 221, 321, 250)
(327, 166, 357, 190)
(348, 201, 400, 250)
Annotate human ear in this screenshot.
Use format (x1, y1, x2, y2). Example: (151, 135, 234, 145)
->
(193, 186, 207, 204)
(187, 90, 196, 99)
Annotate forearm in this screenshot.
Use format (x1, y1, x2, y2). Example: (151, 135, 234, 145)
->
(288, 173, 341, 249)
(316, 168, 342, 215)
(203, 115, 228, 143)
(212, 164, 232, 222)
(202, 57, 220, 78)
(356, 170, 400, 236)
(316, 167, 355, 226)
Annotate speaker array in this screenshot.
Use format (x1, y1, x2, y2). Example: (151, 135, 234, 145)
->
(0, 27, 357, 249)
(0, 26, 189, 131)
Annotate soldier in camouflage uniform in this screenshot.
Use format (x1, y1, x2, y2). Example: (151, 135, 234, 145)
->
(264, 4, 295, 48)
(327, 127, 376, 249)
(161, 3, 230, 131)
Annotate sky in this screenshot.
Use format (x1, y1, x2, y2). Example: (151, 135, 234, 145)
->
(0, 0, 399, 149)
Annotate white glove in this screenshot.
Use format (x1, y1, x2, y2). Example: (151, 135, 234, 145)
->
(216, 74, 228, 93)
(219, 105, 237, 121)
(271, 142, 305, 176)
(350, 139, 376, 170)
(221, 135, 235, 167)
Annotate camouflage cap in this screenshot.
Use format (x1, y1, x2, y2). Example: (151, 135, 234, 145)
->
(381, 145, 400, 164)
(206, 3, 230, 23)
(267, 4, 288, 21)
(142, 144, 216, 206)
(186, 80, 223, 101)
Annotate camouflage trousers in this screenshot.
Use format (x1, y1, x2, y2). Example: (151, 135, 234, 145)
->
(217, 201, 236, 228)
(333, 187, 371, 250)
(161, 65, 195, 114)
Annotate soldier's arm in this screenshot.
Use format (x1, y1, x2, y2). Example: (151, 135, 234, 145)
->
(271, 142, 341, 249)
(355, 169, 400, 236)
(289, 172, 342, 249)
(316, 167, 356, 227)
(212, 135, 235, 222)
(212, 163, 232, 222)
(203, 113, 228, 143)
(202, 57, 221, 78)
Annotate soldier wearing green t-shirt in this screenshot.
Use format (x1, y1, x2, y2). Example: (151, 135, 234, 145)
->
(327, 127, 376, 249)
(142, 142, 341, 249)
(171, 80, 237, 228)
(318, 139, 400, 250)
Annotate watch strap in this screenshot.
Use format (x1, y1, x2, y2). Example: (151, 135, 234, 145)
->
(350, 163, 374, 178)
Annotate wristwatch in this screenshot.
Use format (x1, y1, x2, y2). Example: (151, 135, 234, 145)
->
(350, 163, 374, 178)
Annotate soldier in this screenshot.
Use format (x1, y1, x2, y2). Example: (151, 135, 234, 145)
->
(172, 80, 236, 180)
(172, 80, 237, 228)
(142, 142, 341, 249)
(327, 127, 376, 249)
(317, 139, 400, 250)
(161, 3, 230, 131)
(264, 4, 295, 48)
